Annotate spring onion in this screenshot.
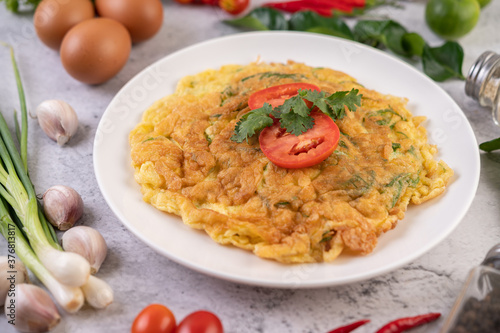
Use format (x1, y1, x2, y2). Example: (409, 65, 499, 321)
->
(0, 201, 84, 313)
(0, 44, 90, 305)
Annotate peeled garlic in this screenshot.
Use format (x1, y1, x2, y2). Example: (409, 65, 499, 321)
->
(35, 99, 78, 145)
(5, 283, 61, 332)
(62, 226, 107, 274)
(43, 185, 83, 231)
(81, 275, 113, 309)
(0, 256, 29, 306)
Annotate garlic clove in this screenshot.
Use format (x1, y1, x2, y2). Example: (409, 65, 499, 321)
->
(62, 226, 107, 274)
(35, 99, 78, 146)
(81, 275, 113, 309)
(0, 256, 29, 307)
(5, 283, 61, 332)
(42, 185, 83, 231)
(38, 247, 90, 288)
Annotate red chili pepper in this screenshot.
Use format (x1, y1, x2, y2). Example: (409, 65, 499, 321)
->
(375, 313, 441, 333)
(328, 319, 370, 333)
(336, 0, 365, 7)
(264, 0, 355, 16)
(308, 0, 365, 9)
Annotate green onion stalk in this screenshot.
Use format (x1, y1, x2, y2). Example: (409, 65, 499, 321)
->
(0, 45, 90, 289)
(0, 199, 84, 313)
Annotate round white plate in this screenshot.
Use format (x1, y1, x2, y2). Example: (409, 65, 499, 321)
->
(94, 32, 480, 288)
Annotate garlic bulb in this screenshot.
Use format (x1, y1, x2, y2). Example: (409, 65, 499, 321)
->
(5, 283, 61, 332)
(0, 256, 29, 306)
(43, 185, 83, 230)
(81, 275, 113, 309)
(62, 226, 107, 274)
(35, 99, 78, 146)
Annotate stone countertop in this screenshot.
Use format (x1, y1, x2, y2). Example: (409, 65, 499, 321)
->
(1, 1, 499, 332)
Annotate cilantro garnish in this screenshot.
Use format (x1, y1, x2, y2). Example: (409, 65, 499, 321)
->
(231, 88, 362, 143)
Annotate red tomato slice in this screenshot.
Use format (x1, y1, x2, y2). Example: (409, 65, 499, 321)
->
(131, 304, 176, 333)
(259, 111, 340, 169)
(176, 310, 223, 333)
(248, 83, 320, 110)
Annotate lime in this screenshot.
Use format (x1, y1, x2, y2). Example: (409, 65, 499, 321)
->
(425, 0, 480, 40)
(476, 0, 492, 7)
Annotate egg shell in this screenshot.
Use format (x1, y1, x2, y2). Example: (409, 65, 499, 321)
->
(95, 0, 163, 43)
(34, 0, 95, 50)
(60, 18, 131, 85)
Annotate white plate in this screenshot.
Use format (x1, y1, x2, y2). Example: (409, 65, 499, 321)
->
(94, 32, 480, 288)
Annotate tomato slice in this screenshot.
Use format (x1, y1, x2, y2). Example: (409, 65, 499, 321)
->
(259, 111, 340, 169)
(248, 83, 320, 110)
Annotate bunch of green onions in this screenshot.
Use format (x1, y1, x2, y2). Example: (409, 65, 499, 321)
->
(0, 45, 89, 312)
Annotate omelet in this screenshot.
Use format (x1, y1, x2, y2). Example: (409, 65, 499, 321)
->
(129, 61, 453, 263)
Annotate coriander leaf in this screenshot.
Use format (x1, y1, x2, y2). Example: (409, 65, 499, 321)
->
(479, 137, 500, 152)
(224, 7, 288, 31)
(289, 11, 354, 40)
(298, 89, 326, 108)
(279, 112, 315, 136)
(306, 89, 361, 119)
(231, 88, 361, 142)
(275, 95, 311, 117)
(422, 42, 465, 81)
(273, 95, 314, 135)
(231, 104, 274, 143)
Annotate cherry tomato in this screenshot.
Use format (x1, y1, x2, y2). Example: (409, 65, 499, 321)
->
(248, 83, 320, 110)
(259, 111, 340, 169)
(176, 311, 223, 333)
(131, 304, 176, 333)
(218, 0, 249, 15)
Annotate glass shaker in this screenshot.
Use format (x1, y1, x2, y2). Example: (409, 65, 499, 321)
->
(465, 51, 500, 126)
(440, 243, 500, 332)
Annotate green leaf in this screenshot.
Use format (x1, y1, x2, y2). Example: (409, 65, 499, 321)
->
(279, 112, 315, 136)
(354, 20, 418, 57)
(276, 95, 311, 117)
(353, 20, 389, 47)
(381, 21, 409, 56)
(319, 89, 362, 119)
(479, 137, 500, 152)
(422, 42, 465, 82)
(231, 88, 361, 142)
(4, 0, 19, 12)
(231, 104, 274, 143)
(273, 95, 314, 135)
(224, 7, 288, 31)
(289, 11, 354, 40)
(241, 72, 305, 82)
(402, 32, 425, 57)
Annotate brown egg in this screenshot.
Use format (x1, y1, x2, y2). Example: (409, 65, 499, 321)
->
(60, 18, 131, 85)
(34, 0, 95, 50)
(95, 0, 163, 43)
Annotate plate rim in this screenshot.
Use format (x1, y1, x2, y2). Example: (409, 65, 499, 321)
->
(93, 31, 481, 288)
